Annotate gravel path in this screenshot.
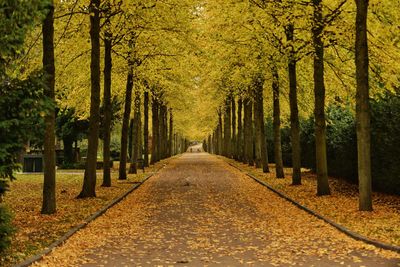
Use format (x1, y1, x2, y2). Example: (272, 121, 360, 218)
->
(37, 153, 400, 266)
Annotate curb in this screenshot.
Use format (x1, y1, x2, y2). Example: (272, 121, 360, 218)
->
(227, 162, 400, 254)
(14, 168, 163, 267)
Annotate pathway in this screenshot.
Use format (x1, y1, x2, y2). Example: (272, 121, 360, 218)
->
(37, 153, 400, 266)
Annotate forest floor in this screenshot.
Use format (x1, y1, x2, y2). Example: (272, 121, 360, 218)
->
(224, 158, 400, 248)
(0, 159, 168, 267)
(35, 153, 399, 266)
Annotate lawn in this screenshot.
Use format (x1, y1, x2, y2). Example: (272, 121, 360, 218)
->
(0, 161, 165, 267)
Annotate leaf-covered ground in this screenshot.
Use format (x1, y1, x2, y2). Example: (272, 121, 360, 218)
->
(1, 161, 166, 267)
(225, 157, 400, 248)
(36, 153, 399, 266)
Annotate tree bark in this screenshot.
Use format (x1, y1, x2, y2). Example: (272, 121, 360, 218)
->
(208, 135, 212, 153)
(286, 23, 302, 185)
(63, 137, 74, 165)
(79, 0, 101, 198)
(254, 97, 262, 168)
(313, 0, 330, 195)
(42, 0, 56, 213)
(151, 94, 159, 164)
(143, 91, 149, 167)
(159, 103, 166, 159)
(254, 75, 270, 173)
(102, 31, 112, 187)
(355, 0, 372, 211)
(272, 64, 285, 178)
(244, 96, 253, 165)
(118, 70, 133, 180)
(129, 91, 141, 174)
(169, 108, 173, 157)
(231, 96, 236, 159)
(237, 98, 243, 162)
(218, 110, 223, 155)
(223, 97, 232, 158)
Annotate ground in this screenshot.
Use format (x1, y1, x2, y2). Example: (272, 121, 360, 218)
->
(36, 152, 399, 266)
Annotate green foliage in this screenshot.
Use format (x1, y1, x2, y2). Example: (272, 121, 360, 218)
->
(270, 98, 400, 195)
(370, 92, 400, 194)
(0, 204, 15, 253)
(0, 72, 50, 191)
(56, 108, 89, 144)
(0, 0, 48, 74)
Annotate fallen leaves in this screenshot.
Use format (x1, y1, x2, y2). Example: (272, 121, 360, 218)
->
(225, 157, 400, 248)
(0, 161, 166, 267)
(32, 154, 400, 266)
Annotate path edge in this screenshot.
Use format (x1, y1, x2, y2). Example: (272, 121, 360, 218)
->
(14, 168, 162, 267)
(227, 162, 400, 253)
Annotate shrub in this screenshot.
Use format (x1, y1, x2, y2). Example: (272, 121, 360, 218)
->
(265, 95, 400, 195)
(0, 205, 14, 253)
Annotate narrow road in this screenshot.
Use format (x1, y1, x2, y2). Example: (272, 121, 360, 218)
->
(38, 153, 399, 266)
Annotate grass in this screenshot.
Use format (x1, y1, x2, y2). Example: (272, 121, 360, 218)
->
(224, 157, 400, 248)
(0, 160, 165, 267)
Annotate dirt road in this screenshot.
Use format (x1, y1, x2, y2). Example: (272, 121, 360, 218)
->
(37, 153, 399, 266)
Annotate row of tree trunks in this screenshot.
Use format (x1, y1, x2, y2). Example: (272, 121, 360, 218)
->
(206, 75, 284, 178)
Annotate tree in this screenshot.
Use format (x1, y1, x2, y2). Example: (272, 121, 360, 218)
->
(143, 90, 149, 167)
(101, 19, 113, 187)
(312, 0, 330, 196)
(78, 0, 101, 198)
(271, 63, 285, 178)
(355, 0, 372, 211)
(285, 23, 302, 185)
(118, 67, 134, 179)
(41, 0, 56, 214)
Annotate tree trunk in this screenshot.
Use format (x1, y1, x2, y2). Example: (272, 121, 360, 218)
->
(244, 96, 253, 165)
(129, 91, 141, 174)
(286, 23, 302, 185)
(169, 109, 173, 157)
(313, 0, 330, 195)
(118, 70, 133, 180)
(159, 104, 165, 159)
(63, 137, 74, 165)
(355, 0, 372, 211)
(128, 118, 133, 159)
(231, 96, 236, 159)
(42, 0, 56, 213)
(237, 98, 243, 162)
(254, 75, 270, 173)
(208, 135, 212, 153)
(272, 64, 285, 178)
(254, 97, 262, 168)
(223, 97, 232, 158)
(143, 91, 149, 167)
(218, 110, 223, 155)
(79, 0, 101, 198)
(102, 31, 112, 187)
(151, 95, 159, 164)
